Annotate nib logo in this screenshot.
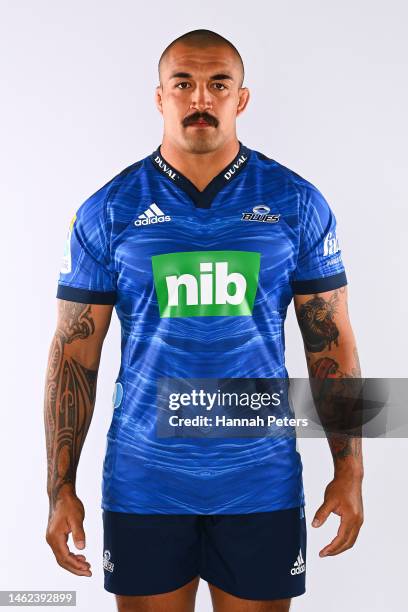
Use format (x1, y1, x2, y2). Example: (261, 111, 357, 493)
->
(151, 250, 260, 318)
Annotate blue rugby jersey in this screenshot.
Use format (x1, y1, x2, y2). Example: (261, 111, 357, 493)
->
(56, 142, 347, 514)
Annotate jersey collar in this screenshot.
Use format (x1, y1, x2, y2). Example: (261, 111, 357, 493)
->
(149, 141, 251, 209)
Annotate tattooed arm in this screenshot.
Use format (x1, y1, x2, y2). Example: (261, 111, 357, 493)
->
(44, 299, 113, 576)
(295, 286, 363, 471)
(294, 285, 364, 557)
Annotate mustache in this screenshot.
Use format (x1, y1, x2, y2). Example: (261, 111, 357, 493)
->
(182, 111, 219, 128)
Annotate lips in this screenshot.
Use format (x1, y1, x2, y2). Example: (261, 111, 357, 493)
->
(183, 113, 218, 128)
(189, 119, 211, 127)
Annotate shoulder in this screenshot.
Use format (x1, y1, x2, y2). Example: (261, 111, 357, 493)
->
(75, 157, 147, 225)
(250, 148, 323, 198)
(249, 148, 334, 224)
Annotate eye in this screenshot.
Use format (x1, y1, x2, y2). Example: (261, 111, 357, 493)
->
(176, 82, 191, 89)
(212, 82, 226, 90)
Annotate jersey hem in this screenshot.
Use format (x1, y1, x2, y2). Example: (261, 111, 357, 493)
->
(291, 270, 347, 294)
(56, 284, 117, 304)
(100, 500, 306, 515)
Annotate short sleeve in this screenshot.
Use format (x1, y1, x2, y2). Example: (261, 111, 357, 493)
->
(56, 184, 117, 304)
(291, 185, 347, 295)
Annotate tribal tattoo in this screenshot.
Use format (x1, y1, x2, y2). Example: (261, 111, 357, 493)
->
(44, 302, 97, 515)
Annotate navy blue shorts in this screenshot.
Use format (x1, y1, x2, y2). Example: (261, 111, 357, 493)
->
(102, 505, 307, 600)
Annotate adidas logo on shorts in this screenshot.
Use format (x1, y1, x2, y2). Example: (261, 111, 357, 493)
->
(290, 548, 305, 575)
(135, 203, 171, 226)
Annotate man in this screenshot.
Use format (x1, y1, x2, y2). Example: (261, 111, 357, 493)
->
(44, 29, 364, 612)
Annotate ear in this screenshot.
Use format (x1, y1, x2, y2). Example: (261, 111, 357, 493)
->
(155, 85, 163, 115)
(236, 87, 250, 117)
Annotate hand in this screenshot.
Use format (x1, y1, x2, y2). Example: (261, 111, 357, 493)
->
(312, 471, 364, 557)
(46, 490, 92, 576)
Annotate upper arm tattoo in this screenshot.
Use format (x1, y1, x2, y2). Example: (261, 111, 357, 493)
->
(297, 291, 340, 352)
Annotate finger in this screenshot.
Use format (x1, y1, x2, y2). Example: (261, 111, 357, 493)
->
(59, 552, 92, 576)
(312, 500, 337, 527)
(321, 517, 362, 556)
(62, 553, 92, 576)
(68, 552, 92, 572)
(320, 527, 359, 557)
(60, 560, 92, 577)
(70, 553, 91, 567)
(58, 552, 91, 574)
(69, 519, 86, 550)
(51, 531, 91, 574)
(319, 517, 353, 556)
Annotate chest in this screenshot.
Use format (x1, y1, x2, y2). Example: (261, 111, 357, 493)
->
(111, 191, 299, 316)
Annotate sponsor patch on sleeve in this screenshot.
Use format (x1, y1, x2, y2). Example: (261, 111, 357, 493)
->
(60, 212, 77, 274)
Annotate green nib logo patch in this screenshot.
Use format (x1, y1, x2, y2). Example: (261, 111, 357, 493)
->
(152, 250, 261, 318)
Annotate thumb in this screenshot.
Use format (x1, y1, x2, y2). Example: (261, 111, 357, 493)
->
(312, 501, 334, 528)
(69, 519, 86, 549)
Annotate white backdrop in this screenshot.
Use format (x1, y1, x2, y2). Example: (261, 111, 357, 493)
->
(0, 0, 407, 610)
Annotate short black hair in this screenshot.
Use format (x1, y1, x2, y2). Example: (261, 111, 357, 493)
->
(158, 29, 245, 87)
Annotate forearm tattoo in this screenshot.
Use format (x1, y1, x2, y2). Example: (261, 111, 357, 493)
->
(309, 354, 362, 466)
(310, 350, 361, 379)
(297, 289, 362, 467)
(44, 303, 97, 513)
(330, 433, 362, 460)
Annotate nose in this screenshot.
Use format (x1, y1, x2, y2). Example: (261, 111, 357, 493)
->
(190, 82, 213, 112)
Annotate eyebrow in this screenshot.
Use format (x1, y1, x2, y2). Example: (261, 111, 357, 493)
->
(170, 71, 234, 80)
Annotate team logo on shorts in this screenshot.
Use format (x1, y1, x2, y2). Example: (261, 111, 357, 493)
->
(241, 205, 280, 223)
(103, 549, 114, 572)
(290, 548, 305, 575)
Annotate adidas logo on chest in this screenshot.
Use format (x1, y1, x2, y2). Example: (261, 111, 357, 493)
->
(135, 203, 171, 227)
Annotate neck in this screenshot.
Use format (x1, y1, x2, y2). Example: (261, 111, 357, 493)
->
(159, 136, 240, 192)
